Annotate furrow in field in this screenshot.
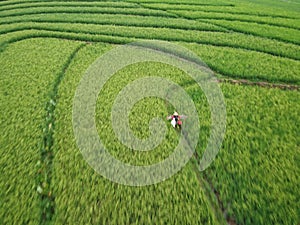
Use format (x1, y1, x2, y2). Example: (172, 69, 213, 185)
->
(0, 38, 81, 225)
(1, 21, 299, 61)
(162, 9, 300, 45)
(182, 43, 300, 85)
(1, 29, 299, 85)
(0, 1, 140, 12)
(163, 83, 226, 224)
(198, 19, 300, 45)
(0, 13, 226, 32)
(0, 0, 138, 7)
(50, 43, 220, 224)
(167, 10, 300, 30)
(128, 0, 234, 7)
(0, 29, 131, 51)
(38, 43, 85, 223)
(0, 1, 299, 224)
(0, 23, 223, 40)
(191, 146, 234, 224)
(140, 2, 300, 19)
(218, 78, 300, 91)
(0, 6, 176, 18)
(182, 82, 299, 224)
(204, 84, 300, 225)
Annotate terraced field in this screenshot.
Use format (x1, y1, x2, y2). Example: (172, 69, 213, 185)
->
(0, 0, 299, 225)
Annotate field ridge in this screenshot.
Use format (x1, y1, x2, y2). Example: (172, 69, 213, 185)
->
(1, 23, 299, 61)
(37, 43, 86, 223)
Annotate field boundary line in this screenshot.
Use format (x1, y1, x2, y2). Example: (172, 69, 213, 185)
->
(197, 19, 300, 46)
(1, 32, 299, 87)
(181, 126, 236, 224)
(0, 4, 140, 14)
(37, 43, 86, 223)
(168, 12, 300, 31)
(130, 1, 234, 7)
(0, 0, 139, 8)
(0, 20, 224, 33)
(0, 2, 140, 12)
(158, 9, 300, 45)
(0, 7, 177, 19)
(1, 1, 299, 20)
(163, 82, 227, 225)
(0, 15, 226, 32)
(1, 26, 299, 61)
(141, 3, 299, 19)
(218, 78, 300, 91)
(169, 8, 300, 20)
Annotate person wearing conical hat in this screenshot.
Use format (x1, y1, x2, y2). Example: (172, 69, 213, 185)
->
(167, 111, 183, 128)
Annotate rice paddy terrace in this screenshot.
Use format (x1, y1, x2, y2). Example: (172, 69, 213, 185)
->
(0, 0, 299, 224)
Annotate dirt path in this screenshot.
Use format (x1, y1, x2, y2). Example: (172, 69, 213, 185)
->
(219, 78, 299, 91)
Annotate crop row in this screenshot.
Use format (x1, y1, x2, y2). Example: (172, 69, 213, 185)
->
(139, 2, 300, 19)
(166, 9, 300, 30)
(50, 41, 299, 224)
(1, 37, 298, 224)
(1, 20, 300, 60)
(184, 43, 300, 85)
(1, 3, 298, 47)
(0, 1, 235, 13)
(50, 43, 221, 224)
(0, 38, 82, 225)
(2, 12, 300, 60)
(2, 2, 299, 31)
(0, 5, 176, 18)
(0, 1, 140, 12)
(0, 29, 131, 51)
(0, 14, 226, 32)
(127, 0, 233, 7)
(198, 83, 299, 225)
(199, 19, 300, 45)
(1, 22, 299, 84)
(1, 1, 299, 225)
(1, 29, 299, 85)
(94, 60, 210, 166)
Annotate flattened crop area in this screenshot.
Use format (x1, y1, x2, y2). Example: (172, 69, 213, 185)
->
(0, 0, 299, 225)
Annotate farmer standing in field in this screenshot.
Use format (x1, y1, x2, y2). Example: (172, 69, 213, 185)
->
(167, 112, 183, 129)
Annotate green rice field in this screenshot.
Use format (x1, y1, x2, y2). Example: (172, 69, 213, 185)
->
(0, 0, 299, 224)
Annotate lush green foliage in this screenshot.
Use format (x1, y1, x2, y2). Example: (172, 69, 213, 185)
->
(183, 43, 300, 84)
(201, 19, 300, 45)
(0, 0, 299, 224)
(1, 21, 299, 59)
(51, 44, 219, 224)
(0, 5, 175, 18)
(205, 84, 300, 225)
(0, 38, 81, 224)
(164, 9, 300, 29)
(141, 2, 300, 19)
